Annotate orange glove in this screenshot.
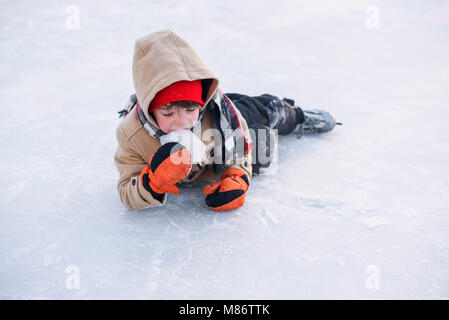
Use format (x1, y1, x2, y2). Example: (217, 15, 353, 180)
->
(140, 142, 192, 198)
(203, 168, 250, 211)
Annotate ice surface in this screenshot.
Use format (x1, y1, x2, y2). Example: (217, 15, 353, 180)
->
(1, 0, 448, 299)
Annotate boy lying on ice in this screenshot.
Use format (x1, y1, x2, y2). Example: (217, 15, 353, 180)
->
(115, 30, 339, 211)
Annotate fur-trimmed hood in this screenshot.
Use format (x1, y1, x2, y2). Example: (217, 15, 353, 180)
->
(132, 29, 219, 126)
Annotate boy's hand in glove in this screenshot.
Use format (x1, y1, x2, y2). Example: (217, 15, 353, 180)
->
(140, 142, 192, 197)
(203, 168, 250, 211)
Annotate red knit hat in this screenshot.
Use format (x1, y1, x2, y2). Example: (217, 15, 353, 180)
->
(149, 80, 204, 112)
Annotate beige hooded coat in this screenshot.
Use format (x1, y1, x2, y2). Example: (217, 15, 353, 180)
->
(114, 30, 252, 210)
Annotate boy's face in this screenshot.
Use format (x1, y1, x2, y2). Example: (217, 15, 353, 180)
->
(152, 102, 200, 134)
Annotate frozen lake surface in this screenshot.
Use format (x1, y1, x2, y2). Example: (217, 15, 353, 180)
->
(1, 0, 448, 299)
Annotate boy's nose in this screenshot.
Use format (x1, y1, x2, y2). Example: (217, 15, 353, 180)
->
(174, 114, 187, 127)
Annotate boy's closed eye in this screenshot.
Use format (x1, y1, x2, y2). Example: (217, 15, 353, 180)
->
(161, 107, 197, 116)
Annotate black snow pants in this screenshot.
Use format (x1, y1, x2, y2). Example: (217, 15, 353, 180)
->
(225, 93, 305, 174)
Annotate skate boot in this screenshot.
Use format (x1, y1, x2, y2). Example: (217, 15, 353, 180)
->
(293, 109, 341, 139)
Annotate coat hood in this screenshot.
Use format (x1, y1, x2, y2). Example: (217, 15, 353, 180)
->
(132, 29, 219, 124)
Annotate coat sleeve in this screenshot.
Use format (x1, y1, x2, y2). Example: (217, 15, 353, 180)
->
(114, 126, 167, 210)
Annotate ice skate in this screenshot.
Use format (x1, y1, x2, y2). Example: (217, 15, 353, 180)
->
(293, 109, 341, 139)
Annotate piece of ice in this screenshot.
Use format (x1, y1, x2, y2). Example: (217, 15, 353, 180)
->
(159, 129, 206, 164)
